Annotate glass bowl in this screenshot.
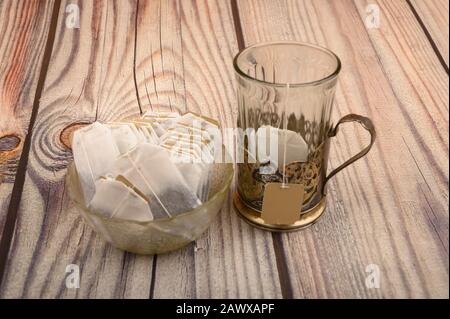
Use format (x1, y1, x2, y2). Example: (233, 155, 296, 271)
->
(66, 161, 233, 255)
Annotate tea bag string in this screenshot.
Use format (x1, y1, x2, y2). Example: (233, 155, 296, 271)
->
(125, 153, 172, 218)
(282, 83, 290, 188)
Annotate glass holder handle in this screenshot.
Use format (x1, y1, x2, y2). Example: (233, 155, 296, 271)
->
(324, 114, 376, 187)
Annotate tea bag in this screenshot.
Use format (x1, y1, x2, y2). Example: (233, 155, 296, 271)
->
(132, 121, 160, 144)
(141, 110, 180, 132)
(108, 123, 142, 154)
(72, 122, 120, 205)
(161, 138, 214, 163)
(176, 112, 219, 131)
(89, 177, 154, 222)
(256, 126, 308, 172)
(176, 113, 221, 159)
(130, 122, 151, 143)
(162, 113, 216, 200)
(162, 144, 199, 162)
(175, 161, 205, 197)
(143, 110, 180, 120)
(160, 128, 214, 154)
(110, 143, 201, 219)
(161, 127, 211, 142)
(163, 145, 211, 201)
(163, 126, 213, 150)
(150, 121, 167, 137)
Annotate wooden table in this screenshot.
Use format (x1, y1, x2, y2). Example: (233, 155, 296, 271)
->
(0, 0, 448, 299)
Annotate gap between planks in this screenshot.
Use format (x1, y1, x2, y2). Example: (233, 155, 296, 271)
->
(0, 0, 446, 298)
(406, 0, 449, 74)
(230, 0, 449, 299)
(0, 0, 62, 288)
(230, 0, 294, 299)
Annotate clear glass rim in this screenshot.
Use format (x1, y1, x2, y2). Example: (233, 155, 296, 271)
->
(233, 41, 342, 87)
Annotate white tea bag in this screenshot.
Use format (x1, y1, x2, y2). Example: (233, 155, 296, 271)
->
(256, 126, 308, 172)
(128, 122, 151, 143)
(142, 110, 180, 120)
(108, 123, 141, 154)
(162, 138, 214, 163)
(164, 126, 212, 144)
(160, 129, 214, 154)
(157, 139, 212, 200)
(150, 122, 167, 137)
(163, 142, 212, 201)
(175, 112, 221, 161)
(72, 122, 120, 205)
(130, 122, 159, 144)
(142, 111, 180, 131)
(162, 145, 200, 163)
(111, 121, 152, 144)
(111, 144, 201, 219)
(175, 161, 205, 197)
(161, 123, 214, 200)
(176, 112, 218, 129)
(160, 129, 211, 143)
(89, 177, 153, 222)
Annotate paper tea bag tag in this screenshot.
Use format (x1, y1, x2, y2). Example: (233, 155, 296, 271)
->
(261, 183, 304, 225)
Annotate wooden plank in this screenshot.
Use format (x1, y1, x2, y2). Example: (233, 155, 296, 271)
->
(237, 0, 448, 298)
(0, 0, 153, 298)
(409, 0, 449, 67)
(0, 0, 282, 298)
(135, 0, 282, 298)
(0, 0, 54, 245)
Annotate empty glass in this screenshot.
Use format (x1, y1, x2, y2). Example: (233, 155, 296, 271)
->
(233, 41, 376, 231)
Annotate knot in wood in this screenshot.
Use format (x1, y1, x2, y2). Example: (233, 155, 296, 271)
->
(60, 122, 91, 150)
(0, 134, 21, 152)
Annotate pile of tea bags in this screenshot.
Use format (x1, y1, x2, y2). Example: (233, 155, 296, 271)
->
(72, 111, 218, 222)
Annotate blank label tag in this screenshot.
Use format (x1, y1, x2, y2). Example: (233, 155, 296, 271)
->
(261, 183, 304, 225)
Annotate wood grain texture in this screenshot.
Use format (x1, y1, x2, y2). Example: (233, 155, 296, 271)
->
(134, 0, 282, 298)
(0, 0, 282, 298)
(237, 0, 448, 298)
(0, 0, 447, 299)
(0, 0, 153, 298)
(409, 0, 449, 67)
(0, 0, 55, 242)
